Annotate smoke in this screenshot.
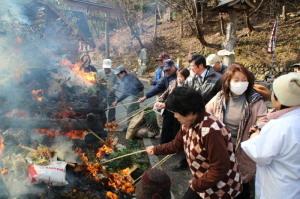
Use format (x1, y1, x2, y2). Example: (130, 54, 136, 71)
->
(0, 1, 84, 197)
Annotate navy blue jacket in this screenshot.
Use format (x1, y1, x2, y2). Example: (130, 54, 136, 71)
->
(146, 73, 177, 99)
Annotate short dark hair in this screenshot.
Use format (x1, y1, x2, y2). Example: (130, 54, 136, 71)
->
(273, 93, 290, 110)
(177, 68, 190, 80)
(222, 63, 255, 101)
(166, 87, 205, 116)
(189, 54, 207, 68)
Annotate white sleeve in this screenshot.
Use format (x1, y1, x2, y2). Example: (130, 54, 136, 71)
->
(241, 120, 284, 166)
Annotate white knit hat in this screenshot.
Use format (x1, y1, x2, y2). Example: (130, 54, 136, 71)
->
(273, 72, 300, 106)
(102, 59, 112, 69)
(206, 54, 222, 66)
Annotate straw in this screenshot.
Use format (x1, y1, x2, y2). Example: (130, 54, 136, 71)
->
(101, 149, 147, 164)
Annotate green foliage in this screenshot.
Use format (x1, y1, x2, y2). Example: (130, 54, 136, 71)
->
(106, 140, 149, 172)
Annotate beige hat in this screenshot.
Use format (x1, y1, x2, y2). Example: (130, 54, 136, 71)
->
(102, 59, 112, 69)
(206, 54, 222, 66)
(273, 72, 300, 106)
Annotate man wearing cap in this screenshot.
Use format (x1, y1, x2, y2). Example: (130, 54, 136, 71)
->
(139, 59, 177, 103)
(152, 52, 170, 86)
(206, 54, 227, 74)
(242, 72, 300, 199)
(97, 59, 118, 122)
(185, 54, 222, 104)
(112, 65, 144, 116)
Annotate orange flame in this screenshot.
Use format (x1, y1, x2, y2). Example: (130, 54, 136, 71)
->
(55, 109, 76, 119)
(76, 148, 104, 182)
(36, 129, 87, 140)
(0, 135, 4, 156)
(106, 191, 118, 199)
(96, 144, 113, 158)
(65, 130, 87, 140)
(60, 58, 97, 86)
(108, 168, 135, 194)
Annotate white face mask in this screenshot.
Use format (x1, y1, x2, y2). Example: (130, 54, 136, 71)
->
(230, 81, 249, 95)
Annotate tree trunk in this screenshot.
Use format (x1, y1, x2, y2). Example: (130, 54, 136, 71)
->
(194, 19, 221, 49)
(223, 10, 238, 52)
(245, 11, 255, 32)
(222, 10, 238, 66)
(200, 3, 204, 24)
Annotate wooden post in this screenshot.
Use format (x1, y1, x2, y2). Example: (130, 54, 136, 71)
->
(104, 12, 110, 58)
(219, 13, 225, 36)
(281, 5, 286, 21)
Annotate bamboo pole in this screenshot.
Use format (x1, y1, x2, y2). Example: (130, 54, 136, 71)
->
(19, 145, 36, 152)
(133, 154, 175, 184)
(117, 101, 155, 124)
(118, 109, 154, 125)
(105, 100, 140, 111)
(101, 149, 147, 164)
(88, 129, 105, 143)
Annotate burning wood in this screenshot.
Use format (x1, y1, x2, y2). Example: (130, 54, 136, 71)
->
(96, 144, 113, 158)
(36, 129, 87, 140)
(60, 58, 97, 87)
(108, 168, 135, 194)
(106, 191, 119, 199)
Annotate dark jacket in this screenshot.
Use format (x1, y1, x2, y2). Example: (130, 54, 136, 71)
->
(117, 73, 144, 103)
(146, 73, 176, 99)
(185, 67, 221, 104)
(152, 66, 164, 86)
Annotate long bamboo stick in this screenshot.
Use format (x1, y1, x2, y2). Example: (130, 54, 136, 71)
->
(105, 100, 140, 111)
(116, 101, 155, 124)
(88, 129, 105, 143)
(118, 109, 154, 125)
(101, 149, 147, 164)
(19, 145, 36, 152)
(133, 154, 175, 184)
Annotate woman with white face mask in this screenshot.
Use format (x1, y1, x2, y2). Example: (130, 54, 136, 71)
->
(206, 63, 267, 199)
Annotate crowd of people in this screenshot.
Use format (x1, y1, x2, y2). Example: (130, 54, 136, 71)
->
(81, 52, 300, 199)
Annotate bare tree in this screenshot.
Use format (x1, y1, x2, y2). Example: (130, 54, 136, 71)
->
(166, 0, 221, 49)
(114, 0, 144, 48)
